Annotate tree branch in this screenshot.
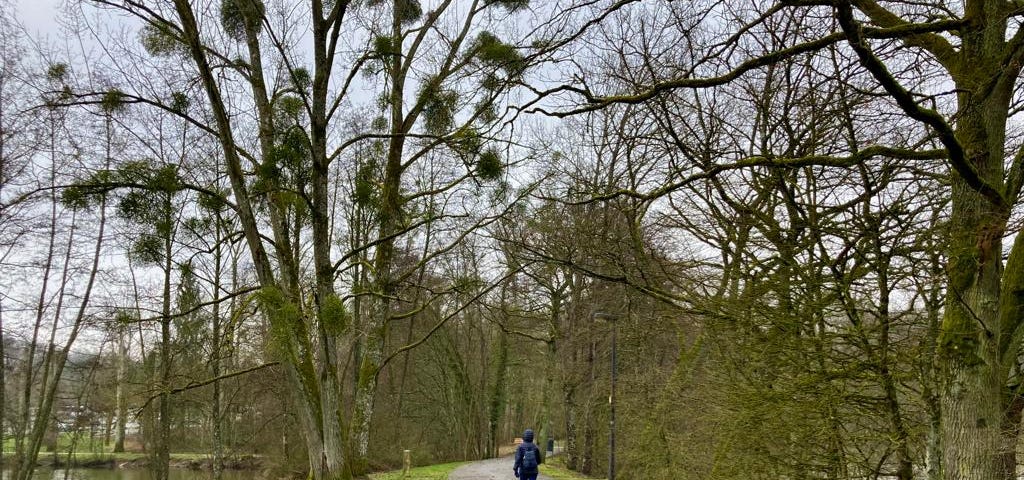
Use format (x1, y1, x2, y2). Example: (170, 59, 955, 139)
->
(835, 1, 1008, 211)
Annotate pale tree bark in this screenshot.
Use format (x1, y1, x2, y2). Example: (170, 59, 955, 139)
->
(17, 170, 107, 480)
(113, 325, 127, 453)
(13, 105, 62, 480)
(108, 100, 127, 462)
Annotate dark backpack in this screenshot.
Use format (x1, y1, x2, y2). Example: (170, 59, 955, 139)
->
(522, 443, 538, 470)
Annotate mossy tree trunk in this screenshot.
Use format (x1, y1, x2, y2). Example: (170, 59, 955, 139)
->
(837, 2, 1024, 478)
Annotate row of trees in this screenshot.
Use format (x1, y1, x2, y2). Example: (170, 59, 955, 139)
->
(5, 0, 1024, 479)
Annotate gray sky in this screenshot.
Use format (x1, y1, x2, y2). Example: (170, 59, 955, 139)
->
(15, 0, 63, 37)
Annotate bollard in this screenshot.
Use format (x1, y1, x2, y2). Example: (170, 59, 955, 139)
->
(403, 449, 411, 475)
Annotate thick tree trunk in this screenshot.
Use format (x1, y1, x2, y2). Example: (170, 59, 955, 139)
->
(939, 53, 1014, 480)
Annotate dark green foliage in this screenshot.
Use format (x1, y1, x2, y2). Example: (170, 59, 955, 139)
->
(114, 309, 137, 327)
(373, 35, 398, 59)
(449, 126, 483, 157)
(419, 78, 459, 135)
(258, 286, 303, 359)
(102, 89, 128, 114)
(453, 274, 485, 294)
(367, 0, 422, 25)
(63, 161, 184, 214)
(46, 63, 68, 82)
(254, 156, 281, 193)
(43, 63, 71, 106)
(61, 168, 116, 209)
(173, 262, 209, 368)
(198, 187, 231, 214)
(170, 92, 189, 113)
(475, 100, 497, 123)
(273, 127, 311, 180)
(486, 0, 529, 12)
(471, 31, 525, 78)
(276, 95, 305, 119)
(254, 121, 312, 202)
(371, 115, 388, 131)
(320, 294, 348, 335)
(61, 186, 93, 210)
(397, 0, 423, 24)
(291, 67, 311, 91)
(151, 164, 182, 193)
(220, 0, 265, 40)
(140, 23, 184, 57)
(67, 160, 183, 266)
(354, 158, 379, 207)
(130, 233, 164, 265)
(481, 72, 502, 92)
(476, 148, 503, 181)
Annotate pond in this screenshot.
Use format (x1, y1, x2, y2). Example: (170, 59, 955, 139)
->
(13, 469, 258, 480)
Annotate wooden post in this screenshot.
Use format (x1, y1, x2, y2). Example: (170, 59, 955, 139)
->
(403, 449, 411, 475)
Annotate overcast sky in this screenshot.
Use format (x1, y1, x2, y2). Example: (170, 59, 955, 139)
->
(15, 0, 63, 37)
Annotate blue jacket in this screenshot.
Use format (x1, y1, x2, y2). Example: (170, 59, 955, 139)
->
(514, 429, 542, 475)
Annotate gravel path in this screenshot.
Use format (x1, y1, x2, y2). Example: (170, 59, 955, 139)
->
(447, 456, 553, 480)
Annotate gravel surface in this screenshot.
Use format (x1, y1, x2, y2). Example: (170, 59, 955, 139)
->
(447, 457, 553, 480)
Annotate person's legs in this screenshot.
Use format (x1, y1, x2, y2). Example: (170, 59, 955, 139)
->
(522, 473, 538, 480)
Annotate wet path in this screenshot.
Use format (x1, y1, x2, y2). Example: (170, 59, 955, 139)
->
(447, 457, 552, 480)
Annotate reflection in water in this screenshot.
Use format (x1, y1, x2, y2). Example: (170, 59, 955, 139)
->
(12, 469, 256, 480)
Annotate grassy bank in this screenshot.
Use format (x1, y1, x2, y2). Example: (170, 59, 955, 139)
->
(367, 461, 468, 480)
(539, 457, 601, 480)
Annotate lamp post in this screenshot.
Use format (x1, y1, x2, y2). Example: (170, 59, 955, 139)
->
(593, 312, 618, 480)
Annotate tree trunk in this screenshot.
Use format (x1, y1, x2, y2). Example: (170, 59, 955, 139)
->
(0, 297, 6, 473)
(487, 331, 509, 458)
(155, 199, 172, 480)
(211, 213, 224, 480)
(13, 108, 62, 480)
(113, 328, 127, 453)
(938, 38, 1014, 478)
(580, 339, 596, 476)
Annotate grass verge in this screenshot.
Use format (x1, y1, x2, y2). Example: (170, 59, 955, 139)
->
(540, 456, 600, 480)
(368, 461, 469, 480)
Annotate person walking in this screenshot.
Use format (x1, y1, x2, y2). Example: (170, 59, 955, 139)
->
(513, 428, 542, 480)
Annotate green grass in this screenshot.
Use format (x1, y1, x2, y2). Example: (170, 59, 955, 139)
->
(368, 461, 469, 480)
(540, 456, 601, 480)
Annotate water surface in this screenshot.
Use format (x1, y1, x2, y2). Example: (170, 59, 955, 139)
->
(21, 468, 256, 480)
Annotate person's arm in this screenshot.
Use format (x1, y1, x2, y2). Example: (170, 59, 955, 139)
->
(514, 444, 523, 474)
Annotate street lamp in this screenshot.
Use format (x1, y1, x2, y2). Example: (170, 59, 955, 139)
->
(593, 312, 618, 480)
